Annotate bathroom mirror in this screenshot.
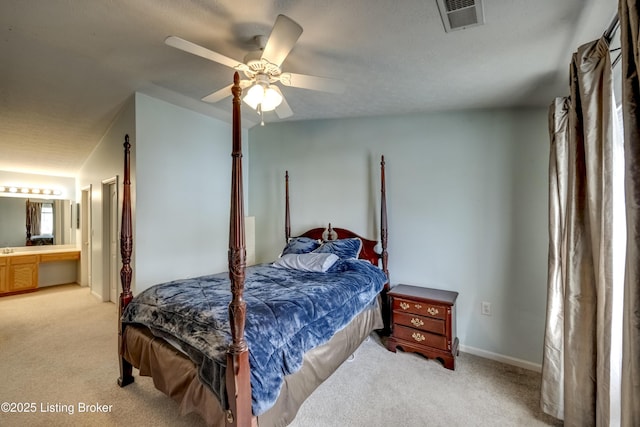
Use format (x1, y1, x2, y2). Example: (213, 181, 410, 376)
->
(0, 197, 75, 248)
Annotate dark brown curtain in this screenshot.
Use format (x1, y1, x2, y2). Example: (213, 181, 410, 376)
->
(619, 2, 640, 426)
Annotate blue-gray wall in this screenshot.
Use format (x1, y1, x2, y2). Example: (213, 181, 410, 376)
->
(135, 93, 249, 289)
(79, 92, 249, 297)
(248, 108, 549, 367)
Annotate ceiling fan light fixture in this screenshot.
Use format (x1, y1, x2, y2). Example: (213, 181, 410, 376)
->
(243, 82, 283, 112)
(243, 83, 264, 110)
(262, 85, 283, 111)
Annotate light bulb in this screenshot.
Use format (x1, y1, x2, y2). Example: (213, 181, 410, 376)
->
(243, 84, 265, 110)
(261, 87, 283, 112)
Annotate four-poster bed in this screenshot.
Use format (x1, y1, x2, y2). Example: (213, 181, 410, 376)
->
(116, 73, 390, 427)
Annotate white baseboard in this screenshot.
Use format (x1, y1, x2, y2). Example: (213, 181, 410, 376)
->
(459, 344, 542, 372)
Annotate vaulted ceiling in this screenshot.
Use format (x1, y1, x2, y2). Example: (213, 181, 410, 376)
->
(1, 0, 616, 176)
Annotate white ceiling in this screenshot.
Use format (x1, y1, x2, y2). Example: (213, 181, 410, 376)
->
(1, 0, 617, 177)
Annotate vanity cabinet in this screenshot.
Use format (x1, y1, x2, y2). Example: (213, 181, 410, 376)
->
(7, 255, 39, 293)
(0, 250, 80, 296)
(39, 252, 80, 263)
(0, 258, 8, 293)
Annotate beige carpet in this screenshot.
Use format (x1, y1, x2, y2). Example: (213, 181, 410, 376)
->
(0, 284, 561, 427)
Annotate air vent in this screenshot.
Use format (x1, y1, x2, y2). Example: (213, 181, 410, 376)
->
(436, 0, 485, 32)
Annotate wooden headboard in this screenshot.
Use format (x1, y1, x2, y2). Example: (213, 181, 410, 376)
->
(298, 225, 380, 266)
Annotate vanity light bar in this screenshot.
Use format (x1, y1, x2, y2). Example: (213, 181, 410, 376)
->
(0, 186, 62, 196)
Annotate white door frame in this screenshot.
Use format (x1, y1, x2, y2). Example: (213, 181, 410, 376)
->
(80, 185, 92, 290)
(102, 176, 119, 303)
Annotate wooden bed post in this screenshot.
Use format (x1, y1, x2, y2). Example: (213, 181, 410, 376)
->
(380, 155, 389, 282)
(118, 134, 134, 387)
(225, 72, 253, 427)
(285, 171, 290, 241)
(380, 155, 391, 335)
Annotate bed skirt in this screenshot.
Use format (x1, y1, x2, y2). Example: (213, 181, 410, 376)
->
(122, 297, 383, 427)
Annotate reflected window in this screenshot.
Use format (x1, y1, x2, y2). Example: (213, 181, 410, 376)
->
(40, 203, 53, 236)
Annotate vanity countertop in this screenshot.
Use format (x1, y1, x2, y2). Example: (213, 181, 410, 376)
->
(0, 247, 80, 258)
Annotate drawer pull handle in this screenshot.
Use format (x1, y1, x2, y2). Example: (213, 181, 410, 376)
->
(399, 302, 410, 310)
(414, 304, 422, 309)
(427, 307, 439, 316)
(412, 332, 426, 342)
(411, 318, 424, 327)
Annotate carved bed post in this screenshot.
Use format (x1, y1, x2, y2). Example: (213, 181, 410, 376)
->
(380, 155, 391, 335)
(380, 155, 389, 282)
(118, 134, 134, 387)
(225, 72, 253, 427)
(285, 171, 290, 241)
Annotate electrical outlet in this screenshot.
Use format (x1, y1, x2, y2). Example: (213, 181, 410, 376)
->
(481, 301, 491, 316)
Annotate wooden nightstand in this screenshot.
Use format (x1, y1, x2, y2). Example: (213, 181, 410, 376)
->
(386, 284, 459, 370)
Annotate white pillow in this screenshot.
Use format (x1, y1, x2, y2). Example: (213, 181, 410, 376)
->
(272, 253, 339, 272)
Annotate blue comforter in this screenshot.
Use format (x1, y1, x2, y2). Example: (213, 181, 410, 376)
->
(121, 258, 387, 415)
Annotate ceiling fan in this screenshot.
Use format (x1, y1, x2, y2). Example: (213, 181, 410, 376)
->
(165, 14, 345, 125)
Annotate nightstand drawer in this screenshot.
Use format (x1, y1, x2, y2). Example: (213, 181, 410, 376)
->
(393, 311, 445, 335)
(393, 325, 448, 350)
(393, 298, 447, 320)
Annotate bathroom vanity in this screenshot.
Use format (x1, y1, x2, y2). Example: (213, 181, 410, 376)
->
(0, 248, 80, 296)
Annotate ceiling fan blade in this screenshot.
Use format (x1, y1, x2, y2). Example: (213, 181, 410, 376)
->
(201, 84, 233, 103)
(261, 15, 303, 67)
(201, 80, 253, 103)
(279, 72, 345, 94)
(165, 36, 249, 72)
(275, 94, 293, 119)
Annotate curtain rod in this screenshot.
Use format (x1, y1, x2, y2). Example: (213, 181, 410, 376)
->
(604, 12, 620, 43)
